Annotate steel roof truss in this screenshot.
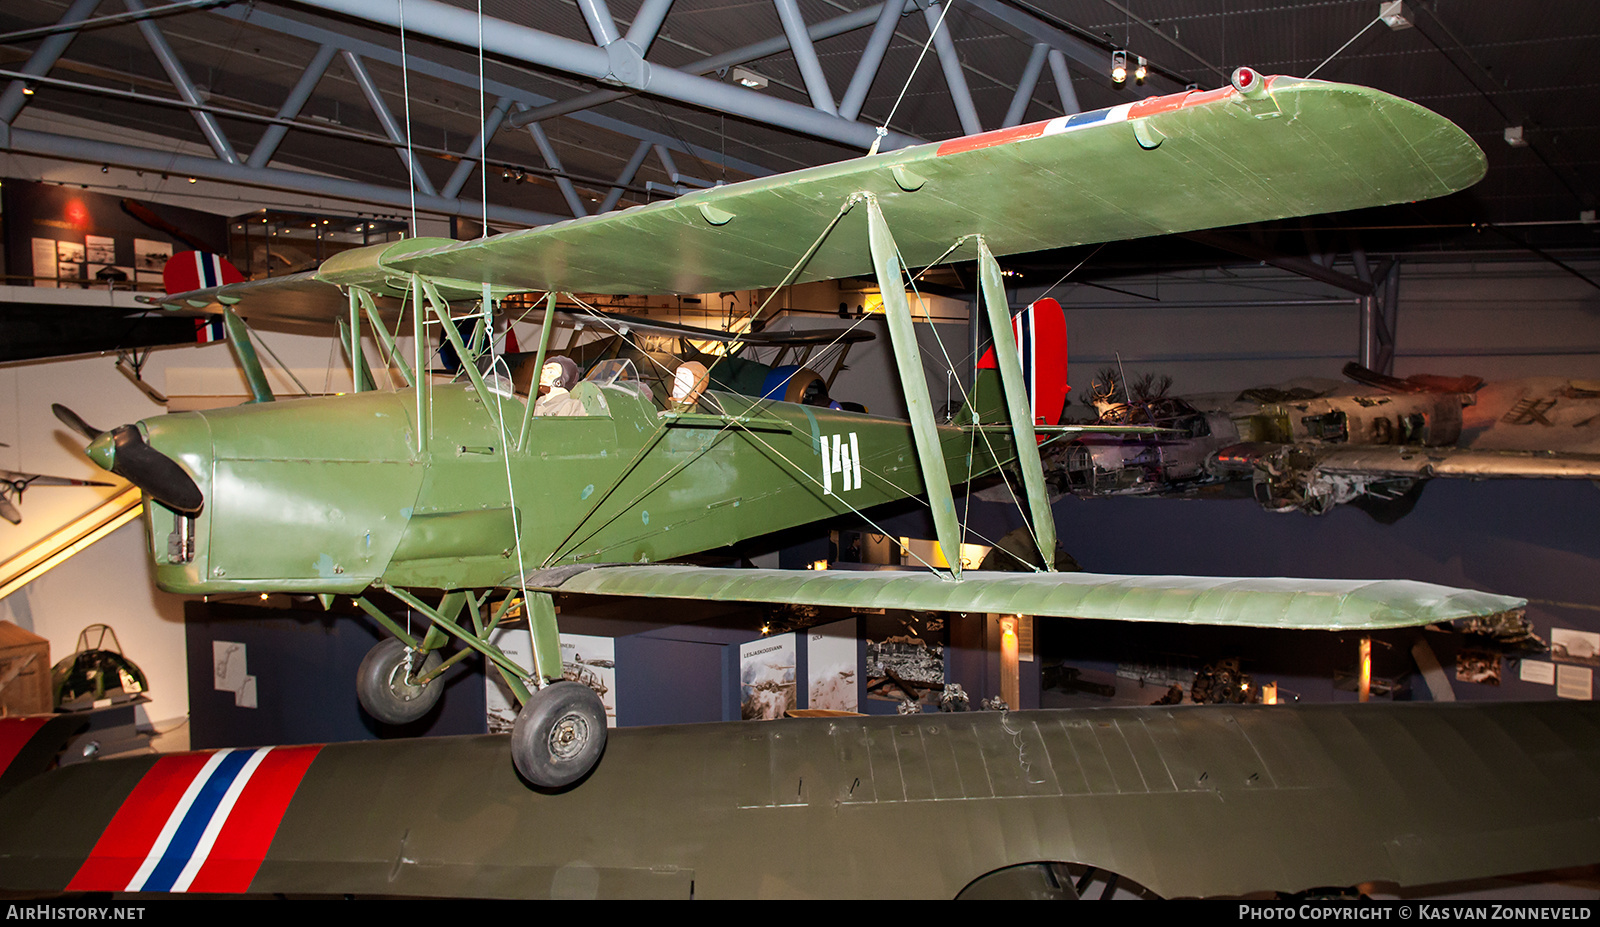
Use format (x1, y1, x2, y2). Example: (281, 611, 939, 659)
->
(247, 43, 338, 169)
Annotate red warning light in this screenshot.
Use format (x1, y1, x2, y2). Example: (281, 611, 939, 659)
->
(63, 199, 89, 228)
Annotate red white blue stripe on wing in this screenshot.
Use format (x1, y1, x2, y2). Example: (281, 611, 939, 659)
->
(67, 745, 320, 893)
(0, 717, 51, 778)
(936, 81, 1246, 157)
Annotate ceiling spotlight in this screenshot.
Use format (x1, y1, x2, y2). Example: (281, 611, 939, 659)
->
(1135, 56, 1148, 84)
(1111, 50, 1128, 85)
(101, 164, 109, 173)
(187, 177, 197, 184)
(21, 82, 35, 97)
(731, 66, 768, 90)
(514, 171, 525, 184)
(1379, 1, 1414, 30)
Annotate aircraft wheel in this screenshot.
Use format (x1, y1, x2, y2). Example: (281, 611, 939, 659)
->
(511, 681, 607, 788)
(356, 638, 443, 724)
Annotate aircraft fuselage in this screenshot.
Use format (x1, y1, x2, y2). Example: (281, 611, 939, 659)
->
(136, 376, 1013, 596)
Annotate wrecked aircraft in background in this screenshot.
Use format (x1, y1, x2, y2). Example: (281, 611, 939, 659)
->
(1052, 363, 1600, 520)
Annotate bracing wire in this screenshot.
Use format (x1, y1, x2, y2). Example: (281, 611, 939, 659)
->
(530, 194, 1046, 576)
(398, 0, 418, 237)
(541, 289, 965, 573)
(484, 353, 537, 683)
(235, 314, 313, 396)
(872, 0, 958, 155)
(1307, 14, 1384, 79)
(478, 0, 488, 238)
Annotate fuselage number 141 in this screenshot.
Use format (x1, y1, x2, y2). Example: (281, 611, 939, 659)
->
(823, 433, 861, 495)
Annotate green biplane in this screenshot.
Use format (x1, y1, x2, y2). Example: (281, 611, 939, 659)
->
(60, 72, 1511, 788)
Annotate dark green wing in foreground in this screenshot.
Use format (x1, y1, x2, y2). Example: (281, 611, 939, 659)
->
(518, 564, 1522, 631)
(0, 702, 1595, 898)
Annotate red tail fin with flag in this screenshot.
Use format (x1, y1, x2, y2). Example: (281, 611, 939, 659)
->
(162, 251, 245, 296)
(977, 297, 1069, 437)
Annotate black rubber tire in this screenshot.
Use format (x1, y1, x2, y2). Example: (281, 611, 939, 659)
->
(511, 681, 607, 788)
(356, 638, 443, 725)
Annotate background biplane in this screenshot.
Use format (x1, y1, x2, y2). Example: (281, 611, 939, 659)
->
(0, 468, 112, 525)
(54, 73, 1524, 788)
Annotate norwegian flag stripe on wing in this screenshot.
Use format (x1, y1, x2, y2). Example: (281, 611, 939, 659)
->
(66, 745, 321, 893)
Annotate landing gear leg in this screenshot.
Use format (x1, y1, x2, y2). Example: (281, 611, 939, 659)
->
(355, 638, 443, 724)
(357, 587, 609, 786)
(509, 592, 607, 788)
(351, 592, 464, 725)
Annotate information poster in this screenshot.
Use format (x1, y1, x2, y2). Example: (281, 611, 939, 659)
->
(806, 618, 857, 712)
(740, 633, 796, 720)
(31, 237, 57, 287)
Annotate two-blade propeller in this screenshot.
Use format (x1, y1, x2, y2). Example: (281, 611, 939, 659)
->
(51, 404, 203, 516)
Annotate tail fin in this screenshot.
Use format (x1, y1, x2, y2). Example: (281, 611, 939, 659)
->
(965, 298, 1069, 435)
(161, 251, 245, 296)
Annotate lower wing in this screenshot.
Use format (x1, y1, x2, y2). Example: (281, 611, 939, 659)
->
(514, 564, 1522, 631)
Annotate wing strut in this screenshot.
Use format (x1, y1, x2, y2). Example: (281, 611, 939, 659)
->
(976, 239, 1057, 570)
(346, 288, 364, 393)
(337, 313, 377, 393)
(410, 276, 429, 453)
(222, 308, 274, 403)
(354, 287, 414, 388)
(866, 197, 962, 578)
(517, 291, 559, 452)
(419, 277, 514, 444)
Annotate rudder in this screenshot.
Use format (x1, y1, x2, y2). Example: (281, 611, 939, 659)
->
(967, 297, 1069, 435)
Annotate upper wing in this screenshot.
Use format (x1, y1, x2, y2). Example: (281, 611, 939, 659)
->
(386, 76, 1480, 295)
(154, 75, 1482, 319)
(147, 272, 874, 347)
(554, 306, 874, 346)
(516, 564, 1522, 631)
(1310, 445, 1600, 480)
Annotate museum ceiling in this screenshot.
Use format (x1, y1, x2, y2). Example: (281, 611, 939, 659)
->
(1, 0, 1596, 270)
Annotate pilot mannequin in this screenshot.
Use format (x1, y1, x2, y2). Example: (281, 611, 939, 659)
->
(668, 361, 710, 411)
(533, 356, 586, 416)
